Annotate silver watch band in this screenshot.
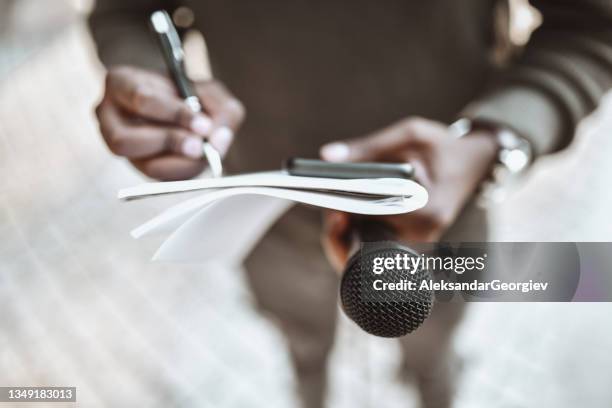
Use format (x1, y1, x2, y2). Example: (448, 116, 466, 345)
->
(450, 118, 533, 173)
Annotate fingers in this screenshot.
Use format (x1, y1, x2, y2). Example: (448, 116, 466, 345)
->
(98, 101, 208, 180)
(131, 155, 207, 181)
(96, 99, 207, 159)
(106, 66, 213, 135)
(196, 80, 246, 129)
(320, 117, 445, 163)
(380, 204, 453, 242)
(98, 66, 246, 181)
(195, 80, 246, 155)
(321, 211, 352, 273)
(104, 67, 247, 156)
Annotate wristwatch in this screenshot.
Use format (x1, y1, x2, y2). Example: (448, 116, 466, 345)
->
(449, 118, 534, 202)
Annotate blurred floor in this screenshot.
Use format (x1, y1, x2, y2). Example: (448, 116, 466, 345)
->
(0, 0, 82, 78)
(1, 4, 612, 408)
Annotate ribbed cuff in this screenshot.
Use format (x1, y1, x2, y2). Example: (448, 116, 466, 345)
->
(460, 86, 567, 157)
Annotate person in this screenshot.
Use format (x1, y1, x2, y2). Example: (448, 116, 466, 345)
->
(88, 1, 612, 407)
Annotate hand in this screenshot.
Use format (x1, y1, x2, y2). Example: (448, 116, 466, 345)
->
(320, 117, 498, 271)
(95, 66, 245, 180)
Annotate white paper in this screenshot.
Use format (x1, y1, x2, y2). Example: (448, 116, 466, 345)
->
(152, 195, 291, 263)
(118, 171, 423, 200)
(131, 186, 426, 239)
(120, 171, 428, 262)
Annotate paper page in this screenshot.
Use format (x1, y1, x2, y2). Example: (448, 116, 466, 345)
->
(118, 171, 423, 200)
(131, 185, 427, 239)
(121, 172, 428, 262)
(152, 195, 292, 263)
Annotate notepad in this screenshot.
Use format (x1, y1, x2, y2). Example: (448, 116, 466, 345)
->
(118, 171, 428, 263)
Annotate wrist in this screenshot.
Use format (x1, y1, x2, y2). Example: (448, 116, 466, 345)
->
(450, 118, 534, 202)
(451, 118, 533, 172)
(456, 129, 500, 184)
(463, 129, 500, 160)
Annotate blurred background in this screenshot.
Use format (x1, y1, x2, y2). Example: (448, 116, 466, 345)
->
(1, 0, 612, 407)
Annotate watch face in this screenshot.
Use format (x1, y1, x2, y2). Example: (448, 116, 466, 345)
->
(500, 148, 530, 173)
(496, 128, 533, 174)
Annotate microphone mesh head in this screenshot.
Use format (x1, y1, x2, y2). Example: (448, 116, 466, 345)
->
(340, 245, 433, 338)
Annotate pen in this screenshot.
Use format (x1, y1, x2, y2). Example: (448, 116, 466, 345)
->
(149, 10, 223, 178)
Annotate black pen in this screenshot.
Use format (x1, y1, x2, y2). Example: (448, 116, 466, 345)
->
(150, 10, 223, 177)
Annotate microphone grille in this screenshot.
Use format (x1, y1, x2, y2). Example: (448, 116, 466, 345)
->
(340, 245, 433, 338)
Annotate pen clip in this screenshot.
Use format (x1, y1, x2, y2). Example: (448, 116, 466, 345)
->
(150, 11, 184, 62)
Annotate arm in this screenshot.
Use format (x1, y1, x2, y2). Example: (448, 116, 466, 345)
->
(463, 0, 612, 156)
(88, 0, 180, 70)
(321, 1, 612, 266)
(88, 1, 245, 181)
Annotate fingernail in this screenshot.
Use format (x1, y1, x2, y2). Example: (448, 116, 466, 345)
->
(190, 115, 213, 135)
(181, 136, 204, 159)
(321, 142, 350, 162)
(209, 126, 234, 155)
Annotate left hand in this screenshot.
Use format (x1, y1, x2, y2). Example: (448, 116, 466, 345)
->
(320, 117, 498, 272)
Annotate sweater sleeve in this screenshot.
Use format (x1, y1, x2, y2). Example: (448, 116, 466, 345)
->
(462, 0, 612, 156)
(88, 0, 181, 71)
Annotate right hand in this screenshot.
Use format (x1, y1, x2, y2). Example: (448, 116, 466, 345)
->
(95, 66, 245, 180)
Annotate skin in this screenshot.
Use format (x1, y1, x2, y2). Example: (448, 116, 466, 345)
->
(319, 118, 498, 272)
(96, 67, 498, 269)
(95, 66, 245, 181)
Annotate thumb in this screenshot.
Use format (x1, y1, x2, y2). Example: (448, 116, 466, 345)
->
(319, 119, 425, 163)
(320, 137, 403, 163)
(319, 141, 353, 162)
(321, 211, 352, 273)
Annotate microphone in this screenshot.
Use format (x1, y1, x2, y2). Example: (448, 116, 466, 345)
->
(282, 157, 432, 336)
(339, 218, 433, 337)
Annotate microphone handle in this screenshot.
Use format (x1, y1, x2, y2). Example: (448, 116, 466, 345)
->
(339, 217, 434, 337)
(347, 217, 404, 257)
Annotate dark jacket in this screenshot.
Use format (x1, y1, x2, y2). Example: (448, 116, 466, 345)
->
(89, 0, 612, 272)
(89, 0, 612, 173)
